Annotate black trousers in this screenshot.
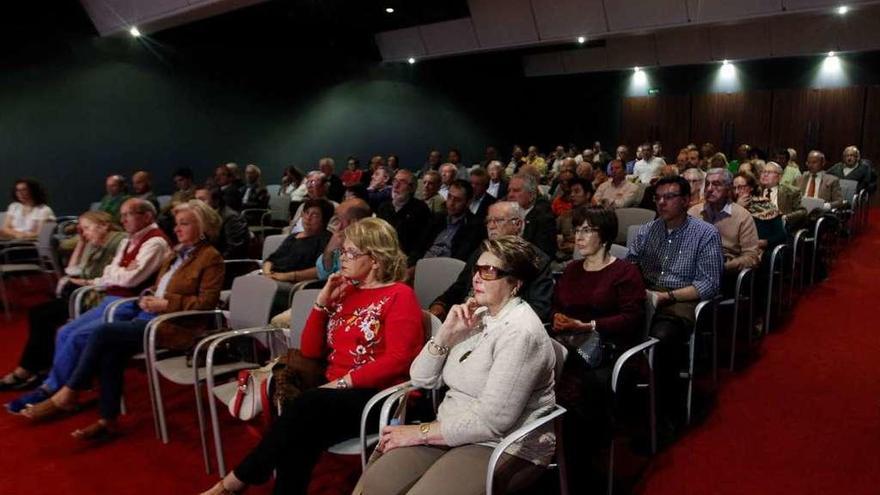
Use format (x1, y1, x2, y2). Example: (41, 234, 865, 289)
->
(234, 387, 378, 495)
(650, 315, 692, 427)
(19, 298, 69, 373)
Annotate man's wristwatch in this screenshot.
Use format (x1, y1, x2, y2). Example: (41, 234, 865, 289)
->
(419, 422, 432, 444)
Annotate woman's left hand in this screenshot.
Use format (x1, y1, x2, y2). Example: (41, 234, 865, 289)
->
(376, 425, 424, 453)
(139, 296, 169, 313)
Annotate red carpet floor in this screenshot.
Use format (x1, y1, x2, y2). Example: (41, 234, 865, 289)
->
(1, 212, 878, 494)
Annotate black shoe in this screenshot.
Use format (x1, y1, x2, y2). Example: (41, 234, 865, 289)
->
(0, 372, 38, 392)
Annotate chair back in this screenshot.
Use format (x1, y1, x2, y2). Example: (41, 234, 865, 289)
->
(268, 194, 291, 223)
(227, 275, 278, 330)
(615, 208, 655, 243)
(286, 289, 321, 348)
(421, 310, 443, 341)
(609, 243, 629, 259)
(156, 195, 172, 211)
(266, 184, 281, 196)
(801, 197, 824, 213)
(644, 290, 657, 336)
(0, 211, 5, 226)
(550, 338, 568, 383)
(36, 221, 60, 274)
(261, 234, 287, 261)
(414, 257, 467, 308)
(626, 224, 642, 248)
(839, 179, 858, 203)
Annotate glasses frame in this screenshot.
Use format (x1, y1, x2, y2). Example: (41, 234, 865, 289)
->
(340, 248, 369, 261)
(473, 264, 511, 281)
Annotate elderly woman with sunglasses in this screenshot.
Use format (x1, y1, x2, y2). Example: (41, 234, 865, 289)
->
(201, 217, 424, 495)
(360, 236, 557, 495)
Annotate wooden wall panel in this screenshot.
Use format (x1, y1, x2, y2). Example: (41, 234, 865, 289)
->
(862, 86, 880, 204)
(619, 95, 690, 157)
(770, 86, 865, 161)
(691, 91, 772, 158)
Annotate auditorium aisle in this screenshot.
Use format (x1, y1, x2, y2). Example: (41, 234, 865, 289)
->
(641, 210, 880, 495)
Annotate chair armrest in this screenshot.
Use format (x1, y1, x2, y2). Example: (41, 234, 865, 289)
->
(103, 297, 140, 323)
(1, 245, 39, 263)
(611, 337, 659, 394)
(203, 326, 288, 395)
(144, 309, 227, 369)
(486, 405, 567, 495)
(359, 381, 414, 469)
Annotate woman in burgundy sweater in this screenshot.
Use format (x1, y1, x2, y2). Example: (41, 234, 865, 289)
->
(202, 217, 424, 495)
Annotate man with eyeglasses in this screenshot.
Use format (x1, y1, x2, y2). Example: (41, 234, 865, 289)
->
(424, 180, 486, 261)
(688, 169, 761, 274)
(289, 171, 339, 235)
(759, 161, 805, 227)
(377, 169, 433, 268)
(628, 175, 723, 437)
(827, 145, 877, 193)
(429, 201, 553, 322)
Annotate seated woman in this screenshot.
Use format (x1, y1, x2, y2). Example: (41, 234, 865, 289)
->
(200, 217, 424, 495)
(733, 171, 787, 251)
(0, 178, 54, 241)
(360, 236, 557, 495)
(20, 199, 225, 431)
(262, 199, 334, 285)
(0, 211, 125, 391)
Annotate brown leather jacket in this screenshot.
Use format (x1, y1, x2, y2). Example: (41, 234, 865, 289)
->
(153, 242, 225, 350)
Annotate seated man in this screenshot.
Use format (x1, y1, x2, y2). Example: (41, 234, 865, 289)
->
(688, 168, 761, 277)
(169, 167, 196, 211)
(131, 171, 159, 210)
(759, 161, 806, 227)
(314, 198, 372, 281)
(593, 159, 640, 209)
(773, 148, 802, 187)
(424, 179, 486, 262)
(429, 201, 553, 322)
(290, 171, 339, 234)
(377, 169, 433, 267)
(438, 163, 458, 200)
(486, 160, 508, 199)
(214, 164, 244, 212)
(366, 166, 392, 211)
(632, 142, 665, 184)
(318, 157, 345, 203)
(506, 172, 557, 258)
(797, 150, 845, 212)
(416, 170, 446, 215)
(7, 198, 172, 413)
(467, 167, 496, 219)
(241, 164, 270, 213)
(194, 186, 250, 259)
(556, 177, 594, 262)
(97, 175, 130, 223)
(827, 145, 877, 193)
(628, 176, 723, 434)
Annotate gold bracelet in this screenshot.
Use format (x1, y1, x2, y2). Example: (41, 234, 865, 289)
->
(314, 302, 332, 313)
(427, 338, 449, 356)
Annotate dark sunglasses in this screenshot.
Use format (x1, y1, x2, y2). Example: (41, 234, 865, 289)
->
(473, 264, 511, 281)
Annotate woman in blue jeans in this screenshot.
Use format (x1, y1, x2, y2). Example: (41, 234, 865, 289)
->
(19, 200, 224, 439)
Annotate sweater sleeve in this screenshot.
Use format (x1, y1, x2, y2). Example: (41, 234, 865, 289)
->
(440, 326, 553, 446)
(593, 263, 646, 336)
(349, 287, 425, 388)
(299, 307, 330, 360)
(409, 343, 448, 389)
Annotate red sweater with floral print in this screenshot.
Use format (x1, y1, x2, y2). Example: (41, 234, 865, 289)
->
(300, 282, 424, 389)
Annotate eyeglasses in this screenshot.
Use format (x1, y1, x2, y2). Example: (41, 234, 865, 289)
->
(654, 193, 684, 202)
(733, 184, 751, 190)
(340, 248, 369, 261)
(473, 264, 511, 281)
(485, 217, 517, 226)
(574, 226, 601, 236)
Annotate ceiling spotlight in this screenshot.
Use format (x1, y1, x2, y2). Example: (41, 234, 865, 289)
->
(837, 5, 848, 15)
(407, 57, 416, 64)
(385, 7, 395, 14)
(828, 51, 836, 57)
(577, 36, 586, 44)
(634, 66, 641, 73)
(129, 26, 141, 37)
(722, 59, 730, 65)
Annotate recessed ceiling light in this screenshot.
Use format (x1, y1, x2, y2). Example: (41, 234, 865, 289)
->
(837, 5, 848, 15)
(577, 36, 586, 44)
(407, 57, 416, 64)
(828, 51, 836, 57)
(386, 7, 395, 14)
(633, 66, 641, 73)
(129, 26, 141, 37)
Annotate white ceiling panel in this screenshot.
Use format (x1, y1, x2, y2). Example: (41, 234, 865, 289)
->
(771, 12, 838, 56)
(468, 0, 539, 48)
(838, 4, 880, 51)
(709, 20, 772, 60)
(561, 46, 609, 73)
(655, 27, 712, 65)
(419, 19, 480, 56)
(530, 0, 608, 40)
(605, 35, 659, 69)
(374, 27, 427, 62)
(782, 0, 876, 11)
(522, 52, 566, 77)
(687, 0, 782, 23)
(81, 0, 186, 32)
(604, 0, 689, 31)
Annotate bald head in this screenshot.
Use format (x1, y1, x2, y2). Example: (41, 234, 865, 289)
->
(132, 171, 151, 195)
(336, 198, 371, 230)
(106, 175, 126, 196)
(806, 150, 826, 174)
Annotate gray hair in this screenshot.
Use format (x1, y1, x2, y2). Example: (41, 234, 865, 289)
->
(764, 161, 783, 174)
(682, 168, 705, 180)
(245, 163, 262, 176)
(124, 197, 157, 217)
(511, 172, 538, 195)
(423, 170, 440, 182)
(706, 167, 733, 186)
(492, 201, 526, 235)
(844, 145, 860, 159)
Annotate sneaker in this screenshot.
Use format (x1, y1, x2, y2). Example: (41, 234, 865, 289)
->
(5, 387, 51, 414)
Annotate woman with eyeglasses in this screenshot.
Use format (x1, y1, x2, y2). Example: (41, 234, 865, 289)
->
(359, 236, 557, 495)
(733, 171, 786, 251)
(201, 217, 424, 495)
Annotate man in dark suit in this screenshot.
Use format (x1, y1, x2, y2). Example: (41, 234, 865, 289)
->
(377, 169, 433, 267)
(507, 172, 557, 257)
(797, 150, 845, 209)
(760, 161, 805, 228)
(214, 164, 243, 212)
(424, 180, 486, 262)
(319, 157, 345, 203)
(487, 161, 508, 200)
(468, 168, 496, 220)
(827, 145, 877, 194)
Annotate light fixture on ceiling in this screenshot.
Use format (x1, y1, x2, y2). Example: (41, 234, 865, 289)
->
(129, 26, 141, 37)
(386, 7, 395, 14)
(837, 5, 849, 15)
(633, 66, 647, 85)
(633, 66, 641, 73)
(720, 59, 735, 78)
(577, 36, 586, 44)
(407, 57, 416, 64)
(827, 51, 836, 57)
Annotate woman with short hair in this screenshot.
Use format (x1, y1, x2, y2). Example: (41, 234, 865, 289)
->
(0, 178, 54, 240)
(360, 236, 557, 495)
(262, 198, 334, 285)
(201, 217, 425, 495)
(19, 200, 225, 437)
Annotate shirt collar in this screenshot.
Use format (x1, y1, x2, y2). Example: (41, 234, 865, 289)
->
(130, 223, 159, 241)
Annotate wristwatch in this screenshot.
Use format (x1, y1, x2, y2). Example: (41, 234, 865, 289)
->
(419, 422, 432, 444)
(336, 378, 349, 389)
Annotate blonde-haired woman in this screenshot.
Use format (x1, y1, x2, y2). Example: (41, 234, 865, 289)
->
(201, 217, 424, 495)
(20, 200, 225, 438)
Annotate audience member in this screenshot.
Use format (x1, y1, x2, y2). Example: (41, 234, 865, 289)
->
(797, 150, 844, 211)
(361, 236, 557, 495)
(344, 183, 369, 203)
(1, 178, 54, 241)
(447, 148, 468, 179)
(420, 149, 443, 177)
(733, 172, 787, 252)
(97, 175, 130, 223)
(593, 160, 639, 209)
(673, 148, 689, 170)
(555, 177, 594, 263)
(20, 200, 225, 432)
(653, 141, 665, 162)
(638, 164, 679, 211)
(688, 169, 761, 274)
(708, 153, 729, 171)
(240, 164, 270, 212)
(386, 154, 400, 175)
(131, 171, 159, 210)
(263, 199, 334, 286)
(525, 145, 547, 177)
(827, 145, 877, 193)
(486, 160, 508, 199)
(506, 145, 526, 176)
(700, 142, 717, 162)
(507, 173, 557, 259)
(593, 141, 612, 166)
(377, 169, 433, 267)
(366, 166, 392, 211)
(6, 198, 172, 413)
(467, 167, 496, 219)
(281, 166, 308, 203)
(549, 145, 567, 176)
(430, 201, 553, 323)
(290, 172, 339, 234)
(0, 211, 123, 391)
(633, 142, 664, 184)
(424, 180, 486, 261)
(609, 145, 636, 175)
(682, 168, 706, 207)
(319, 157, 345, 202)
(214, 165, 243, 212)
(417, 170, 446, 214)
(480, 145, 499, 168)
(194, 186, 250, 259)
(760, 161, 805, 225)
(438, 163, 457, 200)
(684, 148, 702, 171)
(314, 198, 372, 282)
(341, 156, 363, 187)
(168, 167, 196, 210)
(550, 169, 575, 214)
(201, 218, 424, 495)
(773, 148, 802, 187)
(728, 144, 751, 173)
